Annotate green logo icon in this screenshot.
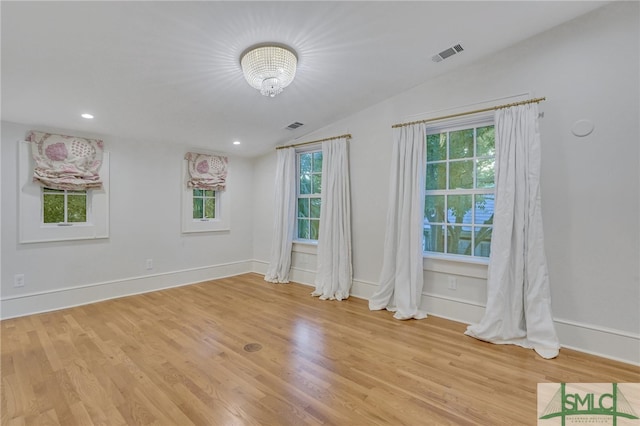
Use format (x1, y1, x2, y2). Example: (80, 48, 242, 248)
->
(540, 383, 639, 425)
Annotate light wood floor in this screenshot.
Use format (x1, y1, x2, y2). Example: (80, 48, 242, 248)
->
(2, 273, 638, 425)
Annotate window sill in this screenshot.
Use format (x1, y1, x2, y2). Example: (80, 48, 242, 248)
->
(293, 240, 318, 254)
(423, 253, 488, 279)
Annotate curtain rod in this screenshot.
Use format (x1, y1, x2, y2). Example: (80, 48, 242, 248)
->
(275, 133, 352, 150)
(391, 97, 546, 129)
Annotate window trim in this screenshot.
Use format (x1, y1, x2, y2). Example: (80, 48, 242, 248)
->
(423, 112, 495, 262)
(18, 141, 110, 243)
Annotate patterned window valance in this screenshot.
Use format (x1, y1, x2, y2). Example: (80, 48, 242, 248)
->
(184, 152, 228, 191)
(28, 131, 104, 190)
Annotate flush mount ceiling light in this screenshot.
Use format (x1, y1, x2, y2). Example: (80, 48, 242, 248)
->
(240, 44, 297, 97)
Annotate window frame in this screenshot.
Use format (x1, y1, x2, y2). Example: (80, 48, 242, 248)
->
(191, 189, 217, 220)
(42, 188, 89, 225)
(423, 113, 495, 263)
(295, 145, 322, 243)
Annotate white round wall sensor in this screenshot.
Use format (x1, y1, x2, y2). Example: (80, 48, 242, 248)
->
(571, 119, 594, 137)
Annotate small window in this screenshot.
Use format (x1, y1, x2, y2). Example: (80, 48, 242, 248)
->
(297, 149, 322, 241)
(424, 119, 495, 259)
(192, 189, 216, 220)
(181, 156, 229, 233)
(42, 188, 88, 224)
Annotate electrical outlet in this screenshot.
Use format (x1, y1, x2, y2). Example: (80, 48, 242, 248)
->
(146, 259, 153, 270)
(14, 274, 25, 288)
(447, 276, 457, 290)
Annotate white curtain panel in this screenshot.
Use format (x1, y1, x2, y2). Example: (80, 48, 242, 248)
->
(369, 124, 427, 320)
(265, 147, 297, 283)
(312, 138, 353, 300)
(465, 104, 560, 359)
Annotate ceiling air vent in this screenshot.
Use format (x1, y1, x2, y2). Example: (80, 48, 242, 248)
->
(285, 121, 304, 130)
(431, 43, 464, 63)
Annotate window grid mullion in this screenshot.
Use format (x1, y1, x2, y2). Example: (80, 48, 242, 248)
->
(63, 190, 69, 223)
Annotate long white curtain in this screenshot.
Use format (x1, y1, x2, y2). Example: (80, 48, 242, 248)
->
(265, 148, 297, 283)
(312, 138, 353, 300)
(369, 124, 427, 320)
(465, 104, 560, 359)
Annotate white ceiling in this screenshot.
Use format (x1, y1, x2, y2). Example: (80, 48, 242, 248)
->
(1, 1, 607, 157)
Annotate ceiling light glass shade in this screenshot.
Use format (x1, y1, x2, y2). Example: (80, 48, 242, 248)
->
(240, 45, 297, 97)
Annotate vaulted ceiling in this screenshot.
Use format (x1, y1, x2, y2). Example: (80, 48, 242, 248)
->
(1, 1, 607, 157)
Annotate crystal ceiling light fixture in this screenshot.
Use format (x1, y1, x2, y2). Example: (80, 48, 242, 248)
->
(240, 43, 297, 97)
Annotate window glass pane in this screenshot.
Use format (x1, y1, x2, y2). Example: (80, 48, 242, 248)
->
(449, 160, 473, 189)
(310, 197, 321, 219)
(449, 129, 473, 159)
(447, 195, 472, 224)
(205, 198, 215, 218)
(300, 153, 312, 174)
(475, 194, 494, 225)
(300, 174, 311, 194)
(193, 189, 203, 197)
(476, 125, 495, 157)
(423, 224, 445, 253)
(193, 198, 203, 219)
(43, 194, 64, 223)
(298, 219, 310, 239)
(424, 195, 445, 224)
(67, 194, 87, 222)
(426, 133, 446, 161)
(447, 225, 472, 255)
(426, 162, 446, 190)
(298, 198, 309, 218)
(473, 227, 492, 257)
(313, 152, 323, 173)
(476, 158, 495, 189)
(204, 190, 215, 197)
(312, 174, 322, 194)
(310, 219, 320, 240)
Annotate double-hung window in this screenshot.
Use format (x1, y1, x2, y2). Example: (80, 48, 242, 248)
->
(192, 189, 216, 220)
(424, 116, 495, 259)
(42, 188, 88, 224)
(296, 149, 322, 241)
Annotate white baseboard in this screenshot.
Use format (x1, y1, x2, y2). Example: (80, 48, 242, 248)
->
(5, 259, 637, 365)
(554, 318, 640, 366)
(250, 260, 640, 365)
(1, 260, 253, 320)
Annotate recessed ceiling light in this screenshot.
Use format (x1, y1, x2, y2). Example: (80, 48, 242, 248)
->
(233, 141, 241, 145)
(81, 113, 94, 119)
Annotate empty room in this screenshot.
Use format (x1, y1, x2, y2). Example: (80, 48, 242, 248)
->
(1, 1, 639, 425)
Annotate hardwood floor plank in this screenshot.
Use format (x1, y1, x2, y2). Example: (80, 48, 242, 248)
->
(2, 273, 639, 425)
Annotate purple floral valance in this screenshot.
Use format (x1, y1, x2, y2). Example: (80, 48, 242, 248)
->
(29, 131, 104, 190)
(184, 152, 228, 191)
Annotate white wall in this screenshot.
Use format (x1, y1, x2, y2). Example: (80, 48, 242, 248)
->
(252, 2, 640, 363)
(1, 121, 255, 317)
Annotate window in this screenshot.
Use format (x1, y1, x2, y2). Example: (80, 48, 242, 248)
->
(181, 155, 229, 233)
(424, 118, 495, 259)
(192, 189, 216, 220)
(297, 149, 322, 241)
(18, 142, 109, 243)
(42, 188, 87, 224)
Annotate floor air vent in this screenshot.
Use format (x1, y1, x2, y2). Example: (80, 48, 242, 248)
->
(285, 122, 304, 130)
(432, 43, 464, 63)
